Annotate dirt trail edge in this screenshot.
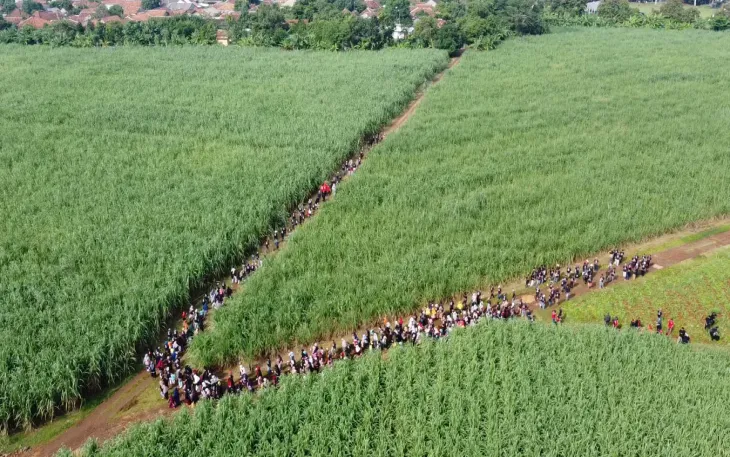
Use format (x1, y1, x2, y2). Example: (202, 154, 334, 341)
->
(16, 53, 463, 457)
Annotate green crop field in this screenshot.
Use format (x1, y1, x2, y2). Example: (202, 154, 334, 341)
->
(563, 249, 730, 344)
(0, 46, 448, 430)
(190, 28, 730, 367)
(68, 322, 730, 457)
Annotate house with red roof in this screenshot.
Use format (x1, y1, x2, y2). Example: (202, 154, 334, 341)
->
(66, 7, 94, 25)
(101, 0, 141, 16)
(410, 2, 435, 17)
(128, 8, 168, 20)
(17, 10, 64, 28)
(359, 7, 378, 18)
(4, 9, 25, 25)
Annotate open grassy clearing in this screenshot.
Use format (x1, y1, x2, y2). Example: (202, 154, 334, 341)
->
(68, 321, 730, 457)
(564, 248, 730, 344)
(631, 1, 717, 18)
(191, 28, 730, 366)
(0, 45, 448, 430)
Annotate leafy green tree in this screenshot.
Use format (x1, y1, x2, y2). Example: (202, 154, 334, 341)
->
(708, 3, 729, 29)
(506, 0, 546, 34)
(709, 13, 729, 29)
(436, 0, 466, 20)
(410, 14, 437, 46)
(545, 0, 587, 15)
(458, 14, 506, 40)
(108, 4, 124, 16)
(49, 0, 72, 10)
(22, 0, 44, 15)
(2, 0, 16, 13)
(382, 0, 412, 26)
(141, 0, 160, 9)
(94, 3, 109, 17)
(433, 21, 463, 54)
(659, 0, 699, 22)
(597, 0, 635, 21)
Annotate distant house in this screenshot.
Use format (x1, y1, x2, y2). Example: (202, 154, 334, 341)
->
(585, 0, 600, 13)
(128, 8, 168, 20)
(363, 0, 380, 9)
(359, 7, 377, 18)
(67, 8, 95, 25)
(216, 1, 235, 11)
(410, 2, 435, 17)
(4, 9, 24, 25)
(165, 0, 195, 13)
(202, 0, 239, 16)
(392, 23, 413, 40)
(18, 10, 64, 28)
(102, 0, 141, 16)
(101, 14, 127, 23)
(18, 13, 50, 28)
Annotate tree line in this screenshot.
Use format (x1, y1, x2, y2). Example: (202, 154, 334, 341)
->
(1, 0, 727, 51)
(0, 0, 546, 52)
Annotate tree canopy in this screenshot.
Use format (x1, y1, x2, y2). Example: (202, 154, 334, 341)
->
(141, 0, 161, 9)
(22, 0, 44, 14)
(108, 4, 125, 16)
(597, 0, 635, 22)
(659, 0, 700, 23)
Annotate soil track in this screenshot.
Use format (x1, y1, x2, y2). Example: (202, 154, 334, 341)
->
(14, 53, 463, 457)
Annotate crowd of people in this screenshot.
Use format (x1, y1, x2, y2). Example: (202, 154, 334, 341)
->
(526, 251, 651, 310)
(146, 234, 712, 408)
(606, 307, 721, 345)
(143, 149, 373, 407)
(138, 148, 715, 409)
(147, 282, 539, 407)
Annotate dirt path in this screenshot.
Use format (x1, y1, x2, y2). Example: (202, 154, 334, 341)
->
(381, 54, 460, 137)
(15, 53, 463, 457)
(525, 223, 730, 314)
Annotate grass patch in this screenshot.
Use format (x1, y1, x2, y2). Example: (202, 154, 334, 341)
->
(190, 28, 730, 366)
(0, 46, 448, 430)
(0, 375, 130, 454)
(563, 248, 730, 344)
(630, 1, 717, 18)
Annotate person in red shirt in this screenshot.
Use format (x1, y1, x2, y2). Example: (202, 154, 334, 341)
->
(667, 318, 675, 335)
(319, 181, 332, 201)
(551, 310, 557, 325)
